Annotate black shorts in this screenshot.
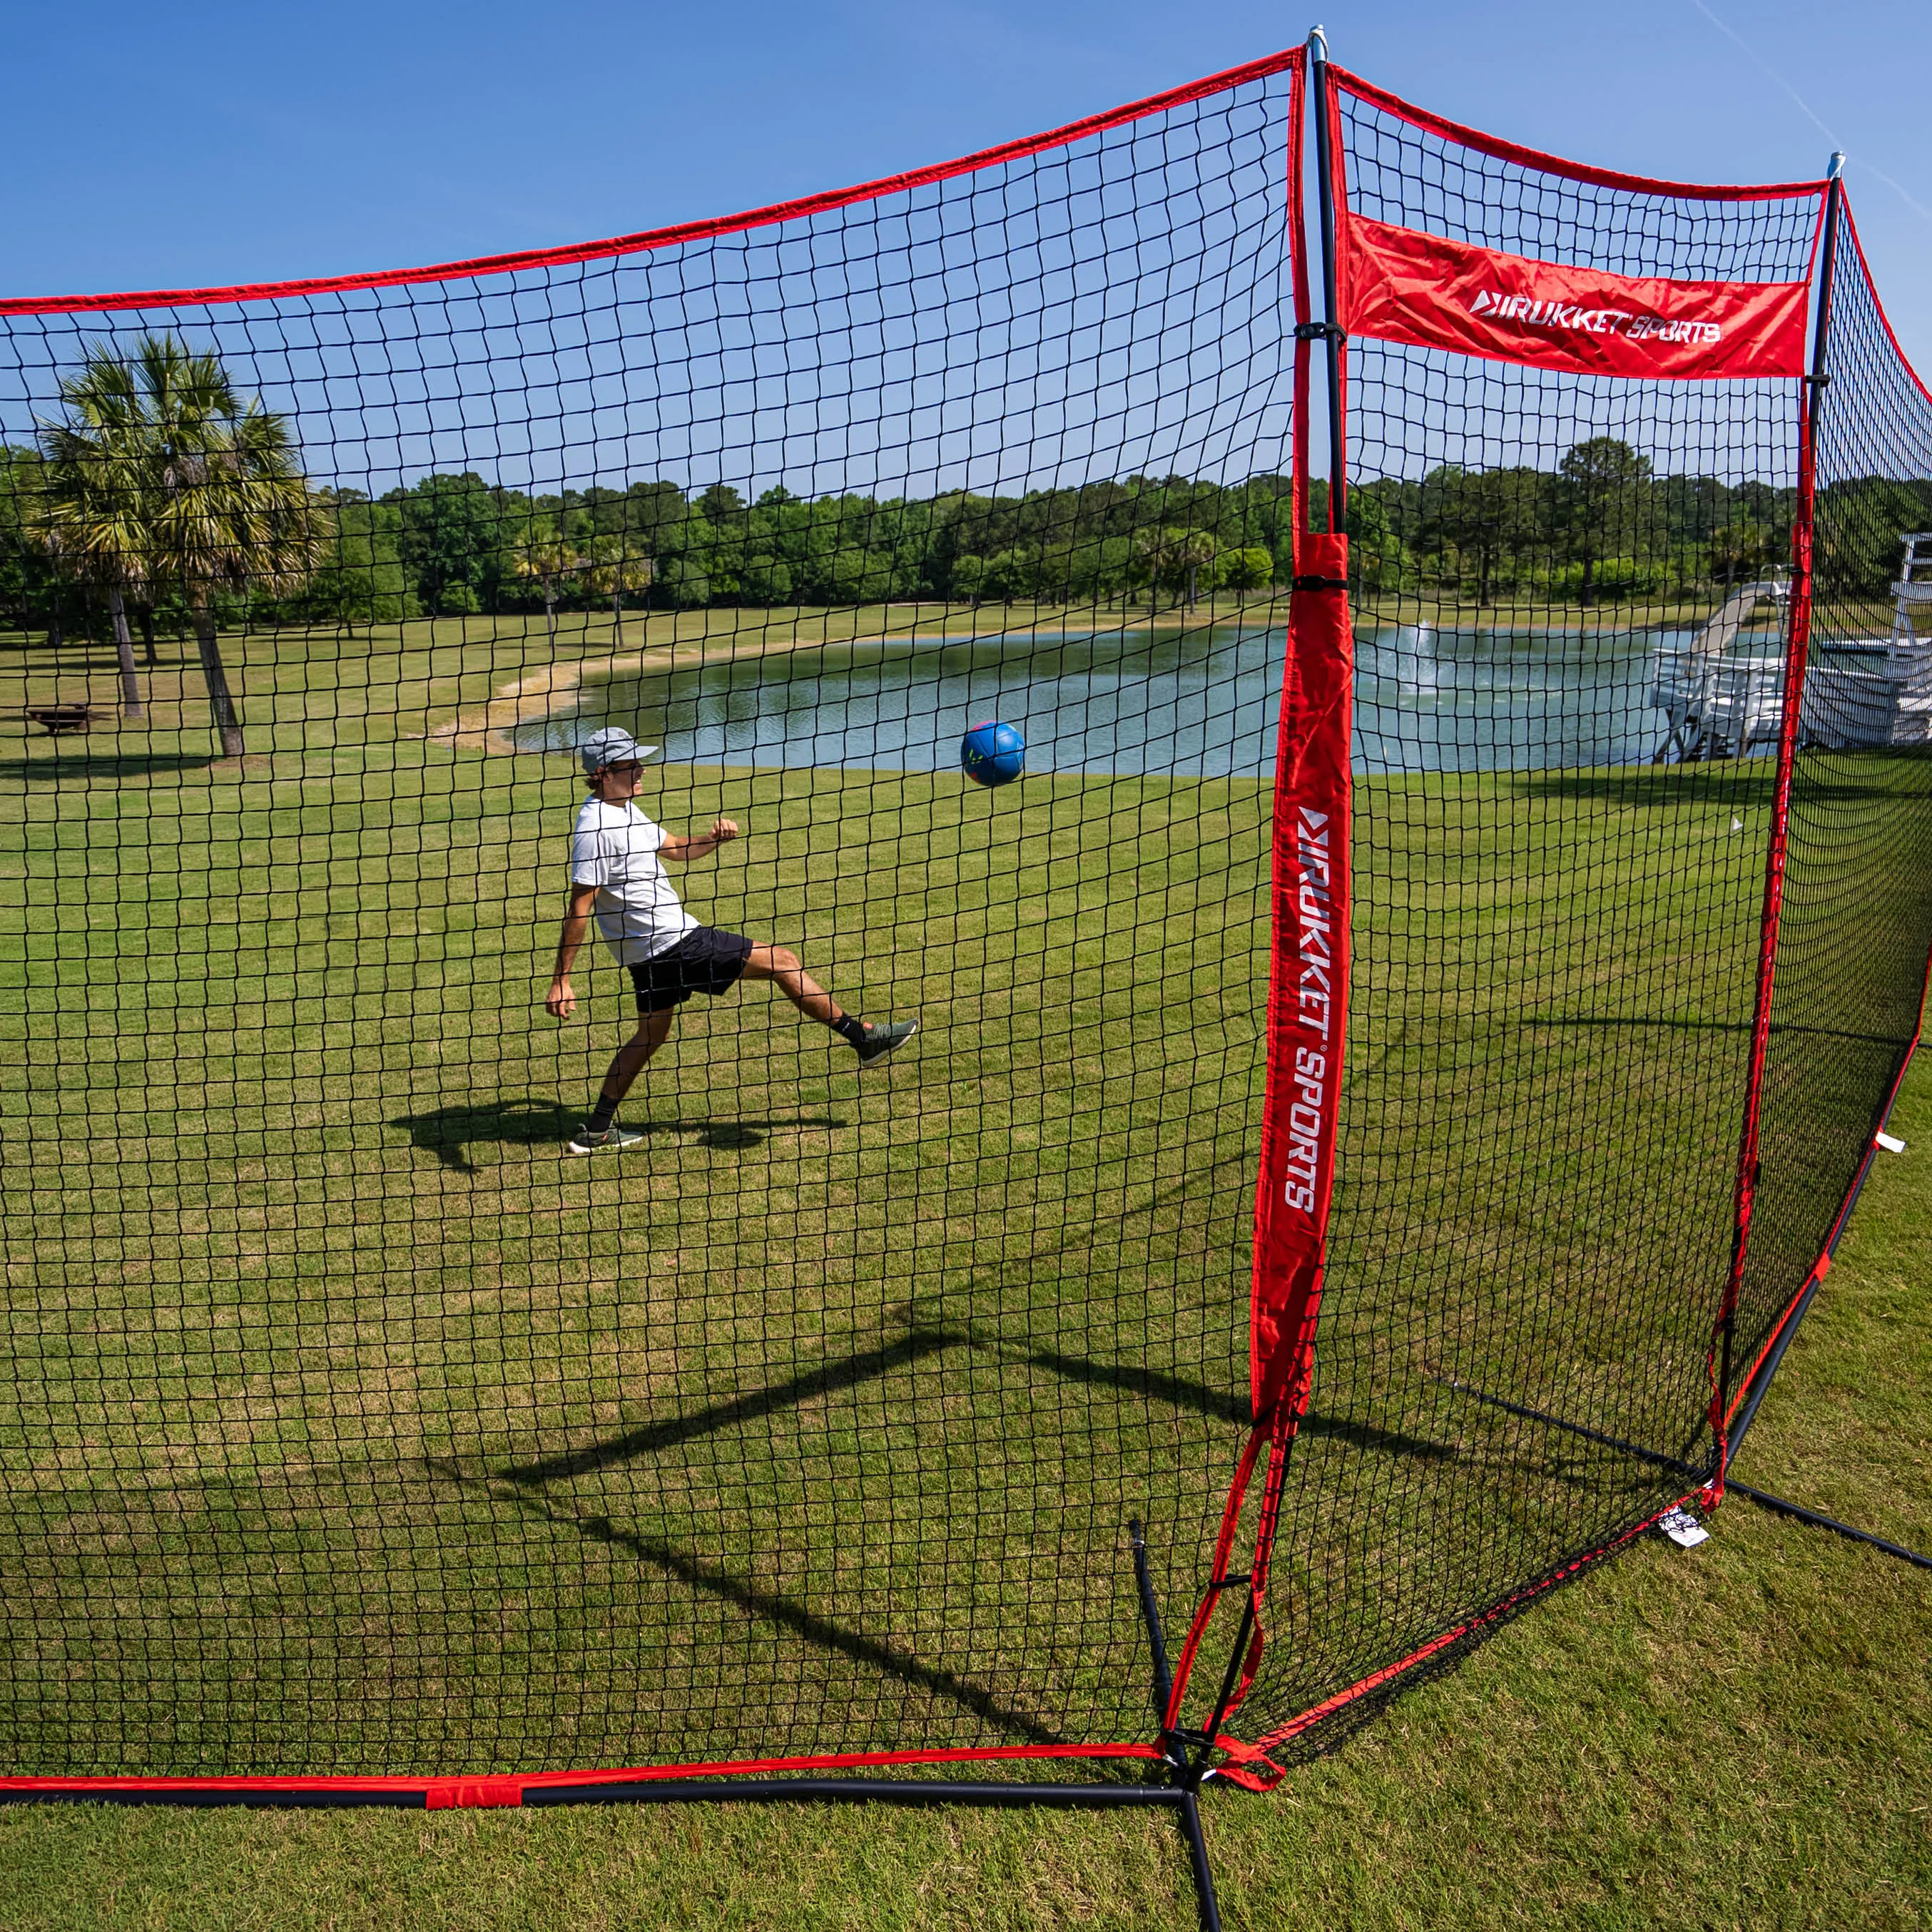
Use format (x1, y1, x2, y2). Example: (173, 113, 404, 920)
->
(629, 927, 755, 1012)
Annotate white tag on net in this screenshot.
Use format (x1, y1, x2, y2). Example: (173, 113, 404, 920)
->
(1876, 1132, 1906, 1154)
(1657, 1507, 1710, 1550)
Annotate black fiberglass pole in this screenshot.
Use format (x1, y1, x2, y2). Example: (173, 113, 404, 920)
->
(1718, 150, 1844, 1440)
(1307, 26, 1347, 527)
(1809, 155, 1846, 422)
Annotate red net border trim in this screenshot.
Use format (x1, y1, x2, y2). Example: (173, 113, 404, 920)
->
(1718, 188, 1932, 1423)
(1841, 199, 1932, 407)
(1242, 1494, 1703, 1764)
(0, 1742, 1162, 1808)
(1223, 985, 1928, 1771)
(1328, 64, 1826, 205)
(1724, 972, 1930, 1427)
(0, 48, 1304, 317)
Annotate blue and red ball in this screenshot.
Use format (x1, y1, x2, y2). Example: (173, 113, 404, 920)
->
(960, 718, 1025, 787)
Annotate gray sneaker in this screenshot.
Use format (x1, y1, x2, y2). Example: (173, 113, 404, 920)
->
(854, 1018, 920, 1068)
(566, 1123, 647, 1156)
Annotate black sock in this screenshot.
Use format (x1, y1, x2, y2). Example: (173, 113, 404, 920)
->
(586, 1092, 621, 1134)
(832, 1014, 868, 1049)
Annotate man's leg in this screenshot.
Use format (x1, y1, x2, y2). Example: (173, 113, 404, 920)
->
(741, 943, 918, 1066)
(581, 1007, 677, 1137)
(741, 943, 848, 1029)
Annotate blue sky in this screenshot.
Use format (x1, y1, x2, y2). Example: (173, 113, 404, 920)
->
(10, 0, 1929, 374)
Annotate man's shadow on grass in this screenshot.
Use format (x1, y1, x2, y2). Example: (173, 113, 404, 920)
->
(0, 751, 221, 785)
(392, 1097, 850, 1174)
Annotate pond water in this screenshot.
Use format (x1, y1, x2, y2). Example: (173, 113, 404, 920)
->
(511, 622, 1791, 778)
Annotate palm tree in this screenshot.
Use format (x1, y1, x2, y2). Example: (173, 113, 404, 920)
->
(39, 335, 322, 757)
(29, 433, 146, 716)
(513, 521, 586, 649)
(1178, 529, 1218, 610)
(1709, 520, 1771, 600)
(1132, 525, 1181, 619)
(582, 538, 652, 644)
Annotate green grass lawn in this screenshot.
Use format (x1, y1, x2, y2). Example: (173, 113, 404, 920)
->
(0, 1052, 1919, 1932)
(0, 611, 1926, 1926)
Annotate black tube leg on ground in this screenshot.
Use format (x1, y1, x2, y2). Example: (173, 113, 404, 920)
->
(1725, 1278, 1819, 1458)
(1179, 1787, 1225, 1932)
(1438, 1376, 1702, 1480)
(1724, 1480, 1932, 1569)
(1129, 1518, 1175, 1723)
(1129, 1520, 1229, 1928)
(1437, 1378, 1929, 1569)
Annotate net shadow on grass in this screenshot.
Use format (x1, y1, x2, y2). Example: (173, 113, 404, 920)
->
(502, 1318, 1458, 1487)
(1517, 766, 1932, 810)
(427, 1459, 1072, 1749)
(504, 1326, 970, 1481)
(1017, 1345, 1460, 1464)
(1528, 1014, 1913, 1051)
(1515, 770, 1781, 809)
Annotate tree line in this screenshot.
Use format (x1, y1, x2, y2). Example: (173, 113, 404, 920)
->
(3, 334, 1926, 756)
(1347, 443, 1928, 609)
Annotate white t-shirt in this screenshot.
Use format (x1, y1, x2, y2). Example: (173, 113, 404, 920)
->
(569, 796, 699, 965)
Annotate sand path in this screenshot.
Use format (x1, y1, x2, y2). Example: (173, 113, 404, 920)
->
(429, 624, 1022, 756)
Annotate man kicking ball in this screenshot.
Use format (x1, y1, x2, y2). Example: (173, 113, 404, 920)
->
(546, 728, 917, 1155)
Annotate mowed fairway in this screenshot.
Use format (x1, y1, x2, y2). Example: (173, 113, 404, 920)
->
(0, 611, 1924, 1838)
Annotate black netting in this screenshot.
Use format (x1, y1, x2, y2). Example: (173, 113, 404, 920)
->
(1237, 84, 1926, 1759)
(1734, 214, 1932, 1385)
(0, 63, 1299, 1779)
(1, 48, 1925, 1801)
(1338, 83, 1818, 279)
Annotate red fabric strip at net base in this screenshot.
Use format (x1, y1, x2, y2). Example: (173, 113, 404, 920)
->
(0, 44, 1927, 1804)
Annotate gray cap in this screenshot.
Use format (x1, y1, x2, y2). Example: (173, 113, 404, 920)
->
(578, 727, 656, 776)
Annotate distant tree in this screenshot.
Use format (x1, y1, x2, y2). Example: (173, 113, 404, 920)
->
(1425, 464, 1543, 605)
(737, 554, 793, 605)
(814, 543, 894, 605)
(657, 556, 711, 609)
(1709, 519, 1774, 598)
(980, 546, 1037, 601)
(1345, 487, 1411, 594)
(1815, 477, 1932, 597)
(38, 335, 322, 754)
(693, 484, 747, 528)
(30, 405, 146, 715)
(1177, 529, 1218, 608)
(0, 448, 67, 650)
(949, 554, 985, 604)
(1069, 534, 1134, 604)
(1554, 437, 1652, 607)
(583, 537, 652, 641)
(513, 519, 586, 646)
(1131, 524, 1191, 617)
(385, 472, 514, 614)
(1218, 544, 1274, 594)
(299, 492, 416, 626)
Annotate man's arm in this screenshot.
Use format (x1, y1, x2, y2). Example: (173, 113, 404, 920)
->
(659, 817, 741, 864)
(546, 881, 601, 1018)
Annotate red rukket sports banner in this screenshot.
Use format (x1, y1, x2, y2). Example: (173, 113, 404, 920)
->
(1249, 532, 1353, 1425)
(1153, 532, 1356, 1789)
(1338, 215, 1813, 380)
